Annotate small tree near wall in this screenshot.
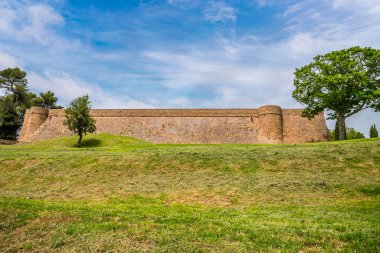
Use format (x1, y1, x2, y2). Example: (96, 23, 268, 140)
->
(64, 95, 96, 147)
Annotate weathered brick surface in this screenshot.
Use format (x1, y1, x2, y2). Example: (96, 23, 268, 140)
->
(18, 105, 328, 144)
(18, 107, 48, 142)
(282, 109, 328, 143)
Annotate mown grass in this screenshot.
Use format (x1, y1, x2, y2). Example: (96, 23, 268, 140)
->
(0, 134, 379, 252)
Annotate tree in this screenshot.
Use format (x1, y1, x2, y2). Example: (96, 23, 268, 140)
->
(0, 68, 28, 99)
(63, 95, 96, 147)
(0, 68, 31, 108)
(32, 91, 62, 109)
(0, 96, 21, 139)
(0, 67, 62, 140)
(334, 121, 339, 141)
(292, 46, 380, 140)
(0, 68, 32, 139)
(370, 124, 378, 138)
(346, 128, 365, 139)
(328, 127, 365, 140)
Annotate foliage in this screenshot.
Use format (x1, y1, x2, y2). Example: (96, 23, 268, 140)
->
(0, 68, 62, 140)
(370, 124, 378, 138)
(0, 96, 21, 139)
(0, 68, 32, 139)
(32, 91, 62, 109)
(328, 129, 335, 141)
(346, 127, 365, 139)
(329, 127, 365, 140)
(0, 68, 32, 110)
(293, 46, 380, 140)
(63, 95, 96, 147)
(0, 68, 28, 97)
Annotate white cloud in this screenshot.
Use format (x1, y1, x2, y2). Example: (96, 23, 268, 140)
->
(0, 51, 21, 69)
(167, 0, 199, 9)
(0, 0, 76, 48)
(27, 71, 91, 103)
(0, 2, 15, 32)
(203, 1, 237, 23)
(23, 4, 63, 44)
(256, 0, 267, 7)
(284, 0, 380, 42)
(287, 33, 342, 59)
(27, 70, 154, 109)
(333, 0, 380, 13)
(143, 48, 295, 108)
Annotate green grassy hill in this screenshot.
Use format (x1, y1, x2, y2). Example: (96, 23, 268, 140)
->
(1, 134, 379, 252)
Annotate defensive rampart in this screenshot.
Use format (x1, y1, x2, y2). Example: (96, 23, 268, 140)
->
(18, 105, 328, 144)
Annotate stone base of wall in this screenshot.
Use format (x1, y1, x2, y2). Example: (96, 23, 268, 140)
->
(18, 106, 329, 144)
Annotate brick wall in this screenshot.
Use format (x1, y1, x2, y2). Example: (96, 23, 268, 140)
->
(18, 105, 328, 144)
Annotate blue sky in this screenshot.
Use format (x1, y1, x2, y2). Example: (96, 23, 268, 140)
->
(0, 0, 379, 135)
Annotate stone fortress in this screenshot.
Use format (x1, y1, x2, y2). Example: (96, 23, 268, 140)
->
(19, 105, 328, 144)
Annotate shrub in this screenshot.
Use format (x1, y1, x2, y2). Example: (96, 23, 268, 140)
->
(370, 124, 378, 138)
(329, 127, 365, 140)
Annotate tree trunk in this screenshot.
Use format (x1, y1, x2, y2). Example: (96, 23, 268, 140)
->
(77, 131, 82, 147)
(334, 121, 339, 141)
(337, 114, 346, 140)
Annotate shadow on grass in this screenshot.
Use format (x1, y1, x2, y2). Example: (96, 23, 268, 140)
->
(76, 138, 102, 148)
(361, 187, 380, 196)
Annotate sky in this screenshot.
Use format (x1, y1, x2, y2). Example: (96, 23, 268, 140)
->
(0, 0, 379, 135)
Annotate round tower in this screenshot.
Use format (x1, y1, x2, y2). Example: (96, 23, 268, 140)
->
(257, 105, 283, 144)
(18, 106, 48, 142)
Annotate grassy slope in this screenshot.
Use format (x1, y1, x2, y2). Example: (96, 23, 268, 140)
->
(0, 134, 379, 252)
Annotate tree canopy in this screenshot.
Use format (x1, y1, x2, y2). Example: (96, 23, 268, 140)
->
(32, 91, 62, 109)
(292, 46, 380, 140)
(0, 68, 28, 94)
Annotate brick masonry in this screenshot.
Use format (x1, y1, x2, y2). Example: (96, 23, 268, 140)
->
(18, 105, 329, 144)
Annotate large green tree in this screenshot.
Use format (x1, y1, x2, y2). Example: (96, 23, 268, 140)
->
(0, 96, 20, 139)
(0, 68, 31, 108)
(0, 68, 61, 139)
(0, 68, 32, 139)
(292, 46, 380, 140)
(0, 68, 28, 96)
(63, 95, 96, 147)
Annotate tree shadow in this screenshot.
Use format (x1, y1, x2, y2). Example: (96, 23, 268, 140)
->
(80, 138, 102, 147)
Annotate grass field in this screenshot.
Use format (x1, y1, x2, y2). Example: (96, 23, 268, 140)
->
(0, 134, 379, 252)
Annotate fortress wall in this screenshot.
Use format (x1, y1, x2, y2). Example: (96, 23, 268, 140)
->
(18, 106, 328, 144)
(22, 113, 260, 144)
(47, 108, 259, 117)
(18, 107, 48, 142)
(257, 105, 283, 144)
(282, 110, 328, 143)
